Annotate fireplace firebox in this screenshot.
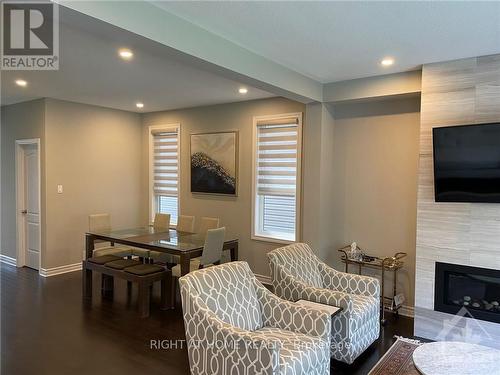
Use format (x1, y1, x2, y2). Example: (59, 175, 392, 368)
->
(434, 262, 500, 324)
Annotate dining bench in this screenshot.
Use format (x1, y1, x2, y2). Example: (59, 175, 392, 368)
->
(82, 255, 172, 318)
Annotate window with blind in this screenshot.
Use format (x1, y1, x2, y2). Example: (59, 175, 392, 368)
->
(252, 114, 302, 242)
(150, 126, 180, 225)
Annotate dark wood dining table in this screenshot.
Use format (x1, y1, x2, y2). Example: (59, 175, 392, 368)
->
(85, 227, 239, 275)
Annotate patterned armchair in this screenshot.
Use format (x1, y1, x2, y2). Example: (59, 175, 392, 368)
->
(268, 243, 380, 364)
(179, 261, 332, 375)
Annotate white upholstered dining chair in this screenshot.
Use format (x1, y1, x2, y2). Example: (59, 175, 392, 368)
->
(88, 214, 132, 257)
(135, 213, 171, 259)
(198, 216, 219, 234)
(177, 215, 195, 233)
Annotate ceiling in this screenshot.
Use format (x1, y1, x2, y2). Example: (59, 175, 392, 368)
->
(156, 1, 500, 83)
(1, 7, 274, 112)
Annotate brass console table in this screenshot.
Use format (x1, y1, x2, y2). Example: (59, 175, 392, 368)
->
(338, 246, 407, 325)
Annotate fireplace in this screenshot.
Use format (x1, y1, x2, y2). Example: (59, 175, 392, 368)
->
(434, 262, 500, 324)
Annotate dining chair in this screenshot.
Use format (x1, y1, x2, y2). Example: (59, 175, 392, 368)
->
(148, 213, 180, 263)
(176, 215, 195, 233)
(153, 213, 170, 229)
(88, 214, 132, 257)
(198, 216, 220, 234)
(170, 227, 226, 306)
(134, 213, 171, 259)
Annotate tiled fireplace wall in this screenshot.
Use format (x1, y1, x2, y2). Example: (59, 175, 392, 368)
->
(414, 54, 500, 348)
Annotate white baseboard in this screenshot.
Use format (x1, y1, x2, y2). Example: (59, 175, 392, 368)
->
(39, 262, 82, 277)
(0, 254, 17, 267)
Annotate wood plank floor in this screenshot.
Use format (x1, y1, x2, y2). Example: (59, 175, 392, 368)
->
(1, 264, 414, 375)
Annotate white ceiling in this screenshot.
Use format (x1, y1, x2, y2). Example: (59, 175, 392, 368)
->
(1, 7, 274, 112)
(156, 1, 500, 83)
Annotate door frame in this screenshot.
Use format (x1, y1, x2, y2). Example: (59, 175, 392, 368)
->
(15, 138, 42, 270)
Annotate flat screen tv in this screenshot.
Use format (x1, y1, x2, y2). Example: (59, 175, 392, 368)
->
(433, 123, 500, 203)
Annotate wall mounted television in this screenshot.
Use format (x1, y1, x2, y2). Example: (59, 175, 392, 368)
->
(433, 123, 500, 203)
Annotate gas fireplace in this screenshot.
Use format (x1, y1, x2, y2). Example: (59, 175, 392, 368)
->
(434, 262, 500, 324)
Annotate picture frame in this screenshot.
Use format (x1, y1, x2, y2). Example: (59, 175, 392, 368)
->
(190, 130, 238, 196)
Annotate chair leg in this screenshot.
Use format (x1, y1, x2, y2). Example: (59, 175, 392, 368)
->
(138, 282, 150, 318)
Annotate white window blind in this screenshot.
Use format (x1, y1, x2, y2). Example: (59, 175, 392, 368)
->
(254, 115, 300, 242)
(152, 128, 179, 224)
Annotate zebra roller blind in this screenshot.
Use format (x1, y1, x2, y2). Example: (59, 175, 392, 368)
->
(254, 115, 301, 241)
(152, 128, 179, 224)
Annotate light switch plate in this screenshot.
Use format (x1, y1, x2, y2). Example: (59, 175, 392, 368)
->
(57, 185, 63, 194)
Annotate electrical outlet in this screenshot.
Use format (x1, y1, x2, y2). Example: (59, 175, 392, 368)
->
(57, 185, 63, 194)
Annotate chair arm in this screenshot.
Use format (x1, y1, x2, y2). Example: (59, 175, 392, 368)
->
(180, 281, 280, 374)
(319, 263, 380, 298)
(274, 266, 353, 314)
(253, 280, 331, 343)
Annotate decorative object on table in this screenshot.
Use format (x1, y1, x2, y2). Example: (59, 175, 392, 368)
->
(348, 241, 363, 261)
(338, 245, 407, 325)
(368, 336, 422, 375)
(190, 131, 238, 195)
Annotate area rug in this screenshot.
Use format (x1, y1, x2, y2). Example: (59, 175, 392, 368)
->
(368, 336, 422, 375)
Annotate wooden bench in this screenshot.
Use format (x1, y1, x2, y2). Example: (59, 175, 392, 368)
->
(82, 258, 172, 318)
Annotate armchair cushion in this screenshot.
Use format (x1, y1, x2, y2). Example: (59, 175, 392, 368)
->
(268, 243, 323, 288)
(183, 261, 263, 331)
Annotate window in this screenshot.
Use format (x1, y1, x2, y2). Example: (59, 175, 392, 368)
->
(149, 125, 180, 225)
(252, 113, 302, 242)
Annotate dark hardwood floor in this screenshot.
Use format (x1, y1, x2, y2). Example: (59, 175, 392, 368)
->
(1, 264, 413, 375)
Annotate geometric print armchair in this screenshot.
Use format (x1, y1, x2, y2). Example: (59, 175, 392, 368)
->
(179, 261, 332, 374)
(268, 243, 380, 365)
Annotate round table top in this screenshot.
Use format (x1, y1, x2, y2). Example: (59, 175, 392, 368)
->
(412, 341, 500, 375)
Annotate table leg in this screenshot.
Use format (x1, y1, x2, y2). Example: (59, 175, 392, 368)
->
(138, 282, 151, 318)
(394, 269, 399, 317)
(85, 234, 95, 259)
(180, 254, 190, 276)
(82, 262, 92, 298)
(230, 242, 238, 261)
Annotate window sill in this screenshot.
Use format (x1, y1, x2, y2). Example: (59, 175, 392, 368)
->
(251, 234, 295, 245)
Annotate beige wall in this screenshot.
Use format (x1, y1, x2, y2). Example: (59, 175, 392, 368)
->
(330, 98, 421, 306)
(43, 99, 143, 268)
(1, 100, 46, 260)
(142, 97, 305, 276)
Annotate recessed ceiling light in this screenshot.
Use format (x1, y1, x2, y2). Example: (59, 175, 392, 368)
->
(15, 79, 28, 87)
(119, 48, 134, 60)
(381, 58, 394, 67)
(238, 87, 248, 94)
(136, 102, 144, 109)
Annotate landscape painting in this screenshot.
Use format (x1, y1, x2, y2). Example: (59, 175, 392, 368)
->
(190, 131, 238, 195)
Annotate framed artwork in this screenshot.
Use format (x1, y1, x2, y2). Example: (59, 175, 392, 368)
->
(190, 131, 238, 195)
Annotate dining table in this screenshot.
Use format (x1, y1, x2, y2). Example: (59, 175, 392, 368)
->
(84, 226, 239, 276)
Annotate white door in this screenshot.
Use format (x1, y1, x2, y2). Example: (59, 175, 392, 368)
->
(22, 144, 40, 270)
